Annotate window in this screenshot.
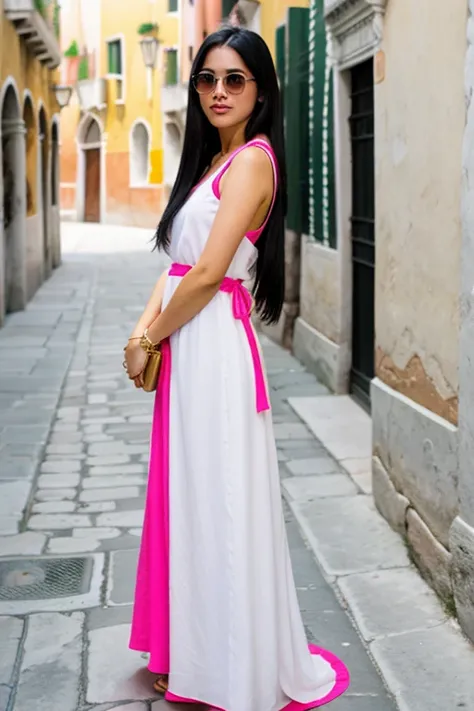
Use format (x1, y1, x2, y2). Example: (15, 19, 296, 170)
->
(130, 122, 150, 185)
(107, 39, 122, 75)
(165, 49, 178, 86)
(106, 37, 125, 102)
(169, 0, 178, 12)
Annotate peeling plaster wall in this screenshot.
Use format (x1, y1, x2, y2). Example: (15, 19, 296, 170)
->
(375, 0, 466, 420)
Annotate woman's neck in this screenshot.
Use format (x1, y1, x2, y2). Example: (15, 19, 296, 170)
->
(218, 125, 248, 155)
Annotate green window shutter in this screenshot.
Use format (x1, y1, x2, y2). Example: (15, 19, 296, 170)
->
(285, 7, 310, 234)
(108, 40, 122, 75)
(309, 0, 336, 246)
(222, 0, 235, 19)
(169, 0, 178, 11)
(78, 55, 89, 81)
(166, 49, 178, 86)
(276, 24, 286, 100)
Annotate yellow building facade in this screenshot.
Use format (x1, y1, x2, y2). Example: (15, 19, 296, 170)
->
(0, 0, 62, 325)
(60, 0, 179, 227)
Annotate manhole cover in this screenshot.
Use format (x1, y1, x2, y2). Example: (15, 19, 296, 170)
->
(0, 557, 93, 601)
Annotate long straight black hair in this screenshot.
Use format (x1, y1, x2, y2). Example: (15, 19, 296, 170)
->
(154, 25, 287, 324)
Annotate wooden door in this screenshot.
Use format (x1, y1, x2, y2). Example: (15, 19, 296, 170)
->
(350, 59, 375, 411)
(85, 149, 100, 223)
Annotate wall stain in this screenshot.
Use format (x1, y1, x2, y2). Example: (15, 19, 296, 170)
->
(376, 348, 458, 425)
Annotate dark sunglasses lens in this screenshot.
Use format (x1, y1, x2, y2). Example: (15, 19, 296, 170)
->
(226, 73, 246, 93)
(194, 73, 215, 93)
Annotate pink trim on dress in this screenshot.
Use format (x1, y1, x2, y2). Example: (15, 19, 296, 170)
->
(212, 139, 279, 244)
(165, 644, 350, 709)
(129, 339, 171, 674)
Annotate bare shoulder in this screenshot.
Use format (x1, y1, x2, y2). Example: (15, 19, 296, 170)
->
(226, 143, 274, 189)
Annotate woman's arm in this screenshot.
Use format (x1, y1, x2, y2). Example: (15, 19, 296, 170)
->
(146, 147, 273, 344)
(128, 269, 168, 340)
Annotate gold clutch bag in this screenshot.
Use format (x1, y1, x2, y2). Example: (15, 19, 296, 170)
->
(142, 349, 162, 393)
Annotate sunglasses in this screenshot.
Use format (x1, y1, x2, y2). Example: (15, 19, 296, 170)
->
(192, 71, 256, 95)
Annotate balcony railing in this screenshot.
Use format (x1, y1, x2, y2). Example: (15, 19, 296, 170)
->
(161, 83, 187, 115)
(4, 0, 61, 69)
(76, 78, 107, 112)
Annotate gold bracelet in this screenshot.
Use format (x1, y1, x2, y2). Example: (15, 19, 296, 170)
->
(139, 328, 160, 354)
(128, 336, 141, 341)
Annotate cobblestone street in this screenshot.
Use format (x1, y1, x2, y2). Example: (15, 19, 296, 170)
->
(0, 222, 415, 711)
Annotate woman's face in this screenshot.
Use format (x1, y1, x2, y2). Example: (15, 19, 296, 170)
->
(196, 45, 259, 132)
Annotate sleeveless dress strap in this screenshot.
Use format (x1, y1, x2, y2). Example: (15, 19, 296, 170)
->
(211, 139, 279, 243)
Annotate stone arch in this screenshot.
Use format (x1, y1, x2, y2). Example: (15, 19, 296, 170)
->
(50, 117, 61, 269)
(163, 119, 183, 191)
(1, 79, 27, 322)
(38, 105, 51, 277)
(23, 94, 36, 216)
(130, 119, 151, 186)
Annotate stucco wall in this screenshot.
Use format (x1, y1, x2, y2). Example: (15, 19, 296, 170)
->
(375, 0, 466, 424)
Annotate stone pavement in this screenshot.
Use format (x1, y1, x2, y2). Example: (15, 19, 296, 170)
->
(0, 222, 400, 711)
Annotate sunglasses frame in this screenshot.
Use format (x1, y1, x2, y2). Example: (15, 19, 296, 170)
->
(192, 71, 257, 95)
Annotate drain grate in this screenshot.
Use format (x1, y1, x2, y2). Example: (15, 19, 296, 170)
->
(0, 557, 93, 601)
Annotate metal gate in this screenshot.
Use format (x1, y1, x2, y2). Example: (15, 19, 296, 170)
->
(350, 59, 375, 409)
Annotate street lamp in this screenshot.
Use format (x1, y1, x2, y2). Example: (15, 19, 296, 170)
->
(53, 84, 73, 109)
(139, 36, 159, 70)
(139, 36, 159, 100)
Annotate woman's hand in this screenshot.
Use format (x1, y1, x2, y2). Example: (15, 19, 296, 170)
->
(124, 342, 148, 388)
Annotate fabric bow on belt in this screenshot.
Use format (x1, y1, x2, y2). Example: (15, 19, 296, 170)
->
(169, 263, 270, 413)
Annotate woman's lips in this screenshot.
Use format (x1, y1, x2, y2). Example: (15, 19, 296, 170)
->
(211, 105, 231, 114)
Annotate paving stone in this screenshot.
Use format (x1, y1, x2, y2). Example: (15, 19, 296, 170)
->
(0, 481, 31, 517)
(40, 460, 81, 473)
(88, 465, 147, 476)
(86, 455, 131, 466)
(82, 476, 146, 489)
(108, 549, 139, 605)
(14, 612, 83, 711)
(324, 695, 397, 711)
(0, 684, 11, 711)
(287, 457, 341, 476)
(0, 517, 20, 535)
(290, 496, 410, 577)
(0, 458, 37, 480)
(97, 511, 144, 528)
(87, 443, 150, 456)
(32, 500, 76, 514)
(49, 432, 83, 444)
(38, 473, 80, 488)
(87, 605, 133, 630)
(73, 527, 120, 539)
(129, 528, 143, 537)
(371, 623, 474, 711)
(273, 423, 312, 440)
(88, 394, 109, 404)
(87, 624, 153, 703)
(46, 443, 84, 455)
(0, 617, 23, 684)
(80, 487, 141, 503)
(48, 537, 101, 554)
(283, 475, 358, 501)
(0, 425, 50, 444)
(77, 502, 116, 513)
(28, 513, 92, 530)
(0, 532, 46, 556)
(339, 567, 447, 642)
(35, 488, 77, 501)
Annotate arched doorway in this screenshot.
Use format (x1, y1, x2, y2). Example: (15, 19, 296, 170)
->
(78, 115, 102, 223)
(23, 96, 36, 218)
(38, 106, 51, 278)
(1, 81, 27, 321)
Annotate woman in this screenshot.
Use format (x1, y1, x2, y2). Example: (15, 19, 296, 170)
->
(124, 25, 349, 711)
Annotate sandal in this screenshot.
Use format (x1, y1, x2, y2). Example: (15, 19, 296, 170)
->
(153, 674, 169, 694)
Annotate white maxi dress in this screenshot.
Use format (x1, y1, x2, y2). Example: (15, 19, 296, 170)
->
(130, 139, 349, 711)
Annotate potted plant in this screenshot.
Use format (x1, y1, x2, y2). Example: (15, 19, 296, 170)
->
(138, 22, 159, 36)
(64, 40, 80, 84)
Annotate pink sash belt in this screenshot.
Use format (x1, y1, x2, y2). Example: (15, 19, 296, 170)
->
(169, 262, 270, 413)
